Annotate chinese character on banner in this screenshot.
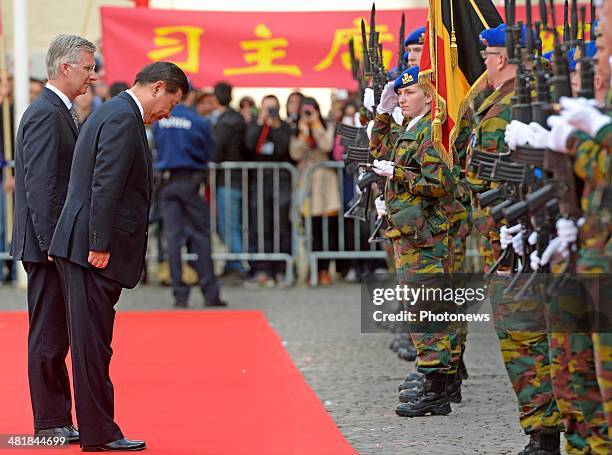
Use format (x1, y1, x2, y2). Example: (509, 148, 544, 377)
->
(147, 26, 204, 73)
(314, 18, 394, 72)
(223, 24, 302, 77)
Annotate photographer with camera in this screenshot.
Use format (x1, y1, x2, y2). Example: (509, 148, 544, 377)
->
(244, 95, 293, 287)
(290, 97, 339, 285)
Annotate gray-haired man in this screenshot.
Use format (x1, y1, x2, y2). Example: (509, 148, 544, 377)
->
(12, 34, 97, 443)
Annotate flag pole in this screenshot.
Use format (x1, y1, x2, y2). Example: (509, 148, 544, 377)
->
(81, 0, 93, 36)
(0, 4, 12, 253)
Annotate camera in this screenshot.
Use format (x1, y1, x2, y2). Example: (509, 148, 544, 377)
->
(267, 107, 278, 118)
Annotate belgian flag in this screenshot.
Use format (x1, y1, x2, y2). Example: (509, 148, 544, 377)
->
(420, 0, 503, 168)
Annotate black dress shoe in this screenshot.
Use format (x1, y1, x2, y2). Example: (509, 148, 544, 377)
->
(35, 425, 79, 444)
(82, 438, 146, 452)
(205, 298, 227, 307)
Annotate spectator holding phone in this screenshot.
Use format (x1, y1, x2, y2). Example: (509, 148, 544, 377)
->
(244, 95, 293, 287)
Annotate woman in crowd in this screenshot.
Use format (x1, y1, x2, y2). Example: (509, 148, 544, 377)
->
(290, 97, 339, 285)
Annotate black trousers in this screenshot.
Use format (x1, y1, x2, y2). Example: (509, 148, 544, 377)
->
(159, 176, 219, 304)
(23, 261, 73, 430)
(55, 258, 124, 447)
(248, 175, 292, 275)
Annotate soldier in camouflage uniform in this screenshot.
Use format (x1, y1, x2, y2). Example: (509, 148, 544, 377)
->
(370, 66, 466, 417)
(507, 35, 611, 453)
(468, 24, 563, 454)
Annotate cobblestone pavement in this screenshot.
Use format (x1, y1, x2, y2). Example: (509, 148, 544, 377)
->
(1, 281, 539, 454)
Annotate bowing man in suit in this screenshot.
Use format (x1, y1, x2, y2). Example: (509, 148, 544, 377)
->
(12, 34, 97, 443)
(50, 62, 188, 452)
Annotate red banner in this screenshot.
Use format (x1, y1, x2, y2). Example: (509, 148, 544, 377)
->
(101, 7, 425, 88)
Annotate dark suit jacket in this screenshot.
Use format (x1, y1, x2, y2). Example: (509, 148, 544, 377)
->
(49, 92, 152, 288)
(12, 87, 78, 263)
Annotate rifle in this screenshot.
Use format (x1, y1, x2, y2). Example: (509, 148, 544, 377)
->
(396, 13, 406, 73)
(577, 5, 595, 99)
(549, 0, 573, 101)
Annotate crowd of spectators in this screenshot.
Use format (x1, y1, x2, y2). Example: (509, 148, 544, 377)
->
(0, 68, 387, 287)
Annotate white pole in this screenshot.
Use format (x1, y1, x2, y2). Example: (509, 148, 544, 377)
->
(12, 0, 28, 289)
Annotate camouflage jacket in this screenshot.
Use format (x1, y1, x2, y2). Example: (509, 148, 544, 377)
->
(567, 123, 612, 271)
(378, 112, 464, 244)
(465, 78, 514, 195)
(370, 113, 406, 161)
(465, 78, 514, 239)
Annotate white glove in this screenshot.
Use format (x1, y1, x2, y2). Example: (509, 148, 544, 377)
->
(530, 237, 565, 271)
(376, 82, 399, 115)
(354, 184, 362, 197)
(353, 111, 362, 126)
(372, 159, 395, 177)
(363, 88, 375, 113)
(500, 224, 522, 250)
(513, 230, 538, 256)
(556, 217, 579, 248)
(559, 96, 611, 137)
(392, 106, 404, 125)
(546, 116, 576, 153)
(374, 196, 387, 218)
(528, 231, 538, 246)
(504, 120, 533, 150)
(366, 120, 374, 140)
(526, 122, 551, 148)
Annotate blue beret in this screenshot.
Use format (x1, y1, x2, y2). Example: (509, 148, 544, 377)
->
(393, 66, 420, 94)
(404, 26, 426, 46)
(479, 23, 537, 48)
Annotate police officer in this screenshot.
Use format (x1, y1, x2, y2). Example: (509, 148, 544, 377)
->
(152, 94, 226, 308)
(371, 66, 464, 417)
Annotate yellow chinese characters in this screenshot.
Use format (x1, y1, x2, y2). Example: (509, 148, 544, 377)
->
(223, 24, 301, 77)
(315, 18, 394, 72)
(147, 26, 203, 74)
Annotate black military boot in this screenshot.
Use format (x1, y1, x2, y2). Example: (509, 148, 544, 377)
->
(518, 431, 561, 455)
(397, 344, 417, 361)
(458, 352, 469, 380)
(389, 333, 411, 352)
(446, 375, 462, 404)
(395, 373, 451, 417)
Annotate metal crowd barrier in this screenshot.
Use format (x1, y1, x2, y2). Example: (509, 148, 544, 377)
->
(295, 161, 388, 286)
(208, 162, 299, 285)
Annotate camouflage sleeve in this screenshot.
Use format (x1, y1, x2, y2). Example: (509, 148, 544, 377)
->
(593, 122, 612, 149)
(453, 115, 472, 165)
(478, 106, 510, 154)
(568, 130, 608, 185)
(465, 107, 510, 195)
(393, 139, 451, 198)
(370, 113, 399, 160)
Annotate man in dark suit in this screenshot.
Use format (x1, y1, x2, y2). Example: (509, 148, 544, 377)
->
(50, 62, 187, 452)
(12, 34, 97, 443)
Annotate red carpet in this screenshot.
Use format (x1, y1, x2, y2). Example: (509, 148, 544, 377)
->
(0, 311, 356, 454)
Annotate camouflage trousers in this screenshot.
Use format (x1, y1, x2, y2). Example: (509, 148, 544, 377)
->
(593, 333, 612, 440)
(490, 281, 562, 436)
(450, 234, 468, 374)
(472, 207, 501, 271)
(579, 250, 612, 442)
(393, 233, 455, 376)
(548, 281, 610, 454)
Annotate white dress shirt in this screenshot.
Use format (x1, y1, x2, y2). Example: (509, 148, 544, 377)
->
(125, 89, 144, 120)
(45, 83, 72, 110)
